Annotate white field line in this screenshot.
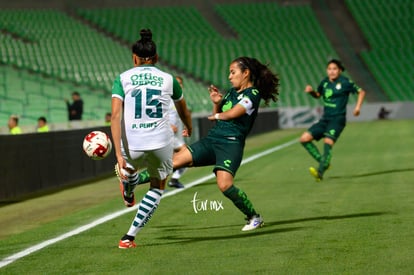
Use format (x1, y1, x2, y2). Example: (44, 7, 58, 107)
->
(0, 138, 297, 269)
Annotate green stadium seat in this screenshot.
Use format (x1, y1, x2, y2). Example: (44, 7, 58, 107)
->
(2, 1, 388, 126)
(346, 0, 414, 101)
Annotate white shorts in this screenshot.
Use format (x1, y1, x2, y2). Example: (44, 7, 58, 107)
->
(173, 135, 185, 151)
(121, 143, 173, 180)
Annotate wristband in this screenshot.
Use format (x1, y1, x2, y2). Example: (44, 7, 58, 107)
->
(215, 113, 220, 120)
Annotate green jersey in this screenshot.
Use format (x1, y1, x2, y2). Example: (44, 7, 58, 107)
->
(208, 87, 261, 141)
(317, 75, 361, 117)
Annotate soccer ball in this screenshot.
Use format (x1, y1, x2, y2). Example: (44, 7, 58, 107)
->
(82, 131, 112, 160)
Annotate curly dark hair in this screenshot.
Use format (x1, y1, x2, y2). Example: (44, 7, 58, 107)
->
(232, 57, 280, 105)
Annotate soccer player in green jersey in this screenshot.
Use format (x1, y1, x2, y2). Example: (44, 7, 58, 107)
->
(300, 59, 366, 181)
(174, 57, 280, 231)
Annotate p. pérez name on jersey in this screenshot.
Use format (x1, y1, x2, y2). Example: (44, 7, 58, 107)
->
(132, 122, 158, 129)
(130, 72, 164, 87)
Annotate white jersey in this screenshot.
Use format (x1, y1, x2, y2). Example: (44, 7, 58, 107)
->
(112, 65, 183, 151)
(168, 100, 183, 133)
(169, 100, 185, 149)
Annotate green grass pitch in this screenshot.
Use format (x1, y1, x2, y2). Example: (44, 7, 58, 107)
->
(0, 120, 413, 274)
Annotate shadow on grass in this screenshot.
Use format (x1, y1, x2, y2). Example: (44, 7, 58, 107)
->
(148, 226, 304, 246)
(266, 211, 390, 227)
(329, 168, 414, 179)
(146, 211, 390, 246)
(154, 211, 390, 232)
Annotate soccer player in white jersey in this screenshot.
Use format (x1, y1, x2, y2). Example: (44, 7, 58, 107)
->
(111, 29, 192, 249)
(168, 76, 189, 188)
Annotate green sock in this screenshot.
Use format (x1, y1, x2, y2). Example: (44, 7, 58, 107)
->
(318, 143, 332, 174)
(138, 170, 150, 185)
(302, 141, 322, 162)
(223, 185, 257, 218)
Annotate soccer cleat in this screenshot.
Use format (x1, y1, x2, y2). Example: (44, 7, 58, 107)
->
(119, 182, 135, 207)
(115, 164, 135, 207)
(242, 214, 264, 231)
(118, 239, 136, 249)
(309, 166, 322, 182)
(168, 178, 184, 188)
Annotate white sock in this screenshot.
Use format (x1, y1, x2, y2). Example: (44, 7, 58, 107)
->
(172, 168, 187, 180)
(121, 169, 139, 198)
(122, 170, 139, 197)
(126, 188, 164, 237)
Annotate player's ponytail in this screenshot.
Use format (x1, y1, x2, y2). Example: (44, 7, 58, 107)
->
(233, 57, 280, 105)
(132, 28, 157, 62)
(140, 29, 152, 43)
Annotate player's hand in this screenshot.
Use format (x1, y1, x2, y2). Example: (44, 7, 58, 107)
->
(116, 157, 128, 180)
(117, 162, 127, 180)
(171, 124, 178, 133)
(304, 85, 313, 93)
(182, 128, 192, 137)
(208, 85, 223, 104)
(353, 108, 361, 116)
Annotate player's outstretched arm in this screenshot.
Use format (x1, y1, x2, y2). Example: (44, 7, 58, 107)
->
(111, 97, 127, 178)
(208, 104, 246, 121)
(208, 85, 223, 114)
(353, 89, 366, 116)
(305, 85, 320, 98)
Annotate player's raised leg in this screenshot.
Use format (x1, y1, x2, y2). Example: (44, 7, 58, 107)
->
(300, 131, 322, 163)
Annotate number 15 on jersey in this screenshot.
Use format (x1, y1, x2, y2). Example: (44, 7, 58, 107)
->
(131, 88, 163, 119)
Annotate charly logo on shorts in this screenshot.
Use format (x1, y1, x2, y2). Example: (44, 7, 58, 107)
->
(329, 129, 336, 136)
(223, 160, 232, 167)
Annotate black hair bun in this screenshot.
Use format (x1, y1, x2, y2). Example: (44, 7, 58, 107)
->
(140, 29, 152, 42)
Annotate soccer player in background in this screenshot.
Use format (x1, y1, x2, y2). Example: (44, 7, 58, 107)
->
(172, 56, 280, 231)
(299, 59, 366, 181)
(111, 29, 192, 249)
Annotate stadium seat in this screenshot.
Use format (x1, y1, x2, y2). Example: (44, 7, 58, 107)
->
(76, 3, 340, 108)
(346, 0, 414, 101)
(3, 1, 394, 126)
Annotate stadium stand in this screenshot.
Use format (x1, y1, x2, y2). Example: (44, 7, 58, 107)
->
(346, 0, 414, 101)
(0, 10, 131, 88)
(7, 1, 403, 128)
(0, 9, 209, 126)
(0, 65, 110, 127)
(77, 3, 350, 108)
